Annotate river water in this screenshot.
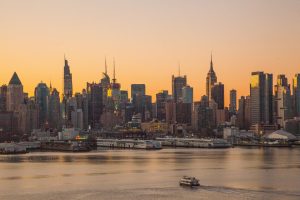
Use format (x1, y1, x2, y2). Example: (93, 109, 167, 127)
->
(0, 147, 299, 200)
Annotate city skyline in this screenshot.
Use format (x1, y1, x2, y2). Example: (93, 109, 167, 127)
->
(0, 55, 299, 106)
(1, 0, 300, 105)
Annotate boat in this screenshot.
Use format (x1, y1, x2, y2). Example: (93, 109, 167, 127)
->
(179, 176, 200, 187)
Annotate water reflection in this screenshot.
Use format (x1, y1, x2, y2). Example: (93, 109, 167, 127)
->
(0, 148, 299, 200)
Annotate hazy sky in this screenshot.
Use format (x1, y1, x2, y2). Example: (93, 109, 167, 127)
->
(1, 0, 300, 104)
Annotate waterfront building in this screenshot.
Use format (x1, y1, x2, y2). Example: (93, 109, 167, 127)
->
(206, 54, 217, 102)
(34, 82, 50, 128)
(6, 72, 24, 112)
(250, 72, 273, 125)
(141, 120, 168, 133)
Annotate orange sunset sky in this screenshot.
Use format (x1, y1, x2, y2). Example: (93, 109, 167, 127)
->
(1, 0, 300, 105)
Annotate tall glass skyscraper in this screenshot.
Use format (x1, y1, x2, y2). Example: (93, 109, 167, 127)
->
(250, 72, 273, 125)
(34, 82, 50, 128)
(63, 56, 73, 99)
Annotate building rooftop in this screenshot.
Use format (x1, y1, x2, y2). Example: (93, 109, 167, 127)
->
(9, 72, 22, 85)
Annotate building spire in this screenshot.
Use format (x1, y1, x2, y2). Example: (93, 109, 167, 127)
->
(210, 51, 214, 71)
(49, 81, 53, 93)
(105, 56, 108, 74)
(64, 54, 68, 66)
(178, 61, 181, 76)
(112, 57, 116, 83)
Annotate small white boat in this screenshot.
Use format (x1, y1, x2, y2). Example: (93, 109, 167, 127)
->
(179, 176, 200, 187)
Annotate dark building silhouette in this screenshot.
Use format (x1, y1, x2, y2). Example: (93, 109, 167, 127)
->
(211, 82, 224, 109)
(155, 90, 169, 121)
(63, 56, 73, 99)
(34, 82, 49, 128)
(48, 88, 61, 130)
(87, 83, 103, 129)
(172, 74, 187, 103)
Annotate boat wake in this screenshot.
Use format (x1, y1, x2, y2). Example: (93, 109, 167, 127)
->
(199, 185, 300, 197)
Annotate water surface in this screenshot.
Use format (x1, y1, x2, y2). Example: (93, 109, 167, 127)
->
(0, 147, 299, 199)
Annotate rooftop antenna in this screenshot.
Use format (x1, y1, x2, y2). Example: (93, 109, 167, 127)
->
(105, 56, 108, 74)
(112, 57, 116, 83)
(210, 51, 214, 71)
(178, 61, 181, 76)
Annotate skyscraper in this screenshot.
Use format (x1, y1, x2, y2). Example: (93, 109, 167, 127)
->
(293, 74, 300, 117)
(0, 85, 7, 112)
(155, 90, 169, 121)
(100, 58, 111, 109)
(250, 72, 273, 125)
(206, 54, 217, 102)
(197, 95, 214, 136)
(182, 85, 193, 104)
(229, 89, 237, 114)
(172, 69, 187, 102)
(34, 82, 50, 128)
(63, 56, 73, 99)
(87, 82, 103, 129)
(237, 96, 251, 130)
(275, 75, 292, 127)
(6, 72, 24, 112)
(48, 88, 61, 130)
(211, 82, 224, 109)
(131, 84, 146, 118)
(131, 84, 145, 99)
(108, 59, 121, 111)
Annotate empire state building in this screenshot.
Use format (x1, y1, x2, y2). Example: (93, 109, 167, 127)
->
(206, 54, 217, 101)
